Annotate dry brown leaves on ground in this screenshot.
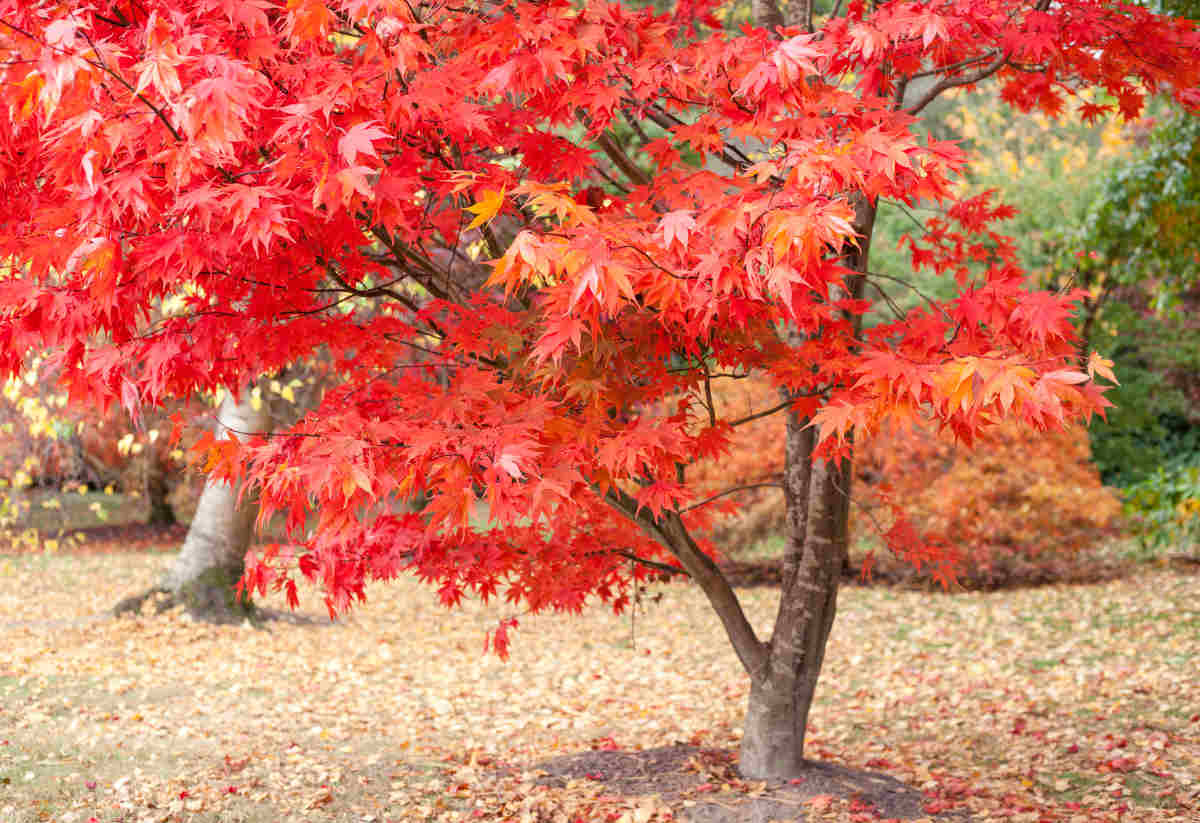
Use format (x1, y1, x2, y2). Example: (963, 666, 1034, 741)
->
(0, 548, 1197, 823)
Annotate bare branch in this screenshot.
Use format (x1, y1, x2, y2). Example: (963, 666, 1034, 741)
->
(640, 106, 761, 178)
(702, 364, 718, 428)
(613, 549, 689, 577)
(602, 486, 767, 678)
(729, 395, 819, 428)
(595, 132, 651, 188)
(905, 52, 997, 82)
(682, 481, 783, 513)
(864, 269, 956, 324)
(904, 51, 1008, 115)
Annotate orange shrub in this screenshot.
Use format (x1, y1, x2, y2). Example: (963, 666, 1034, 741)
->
(857, 420, 1124, 586)
(690, 375, 1124, 587)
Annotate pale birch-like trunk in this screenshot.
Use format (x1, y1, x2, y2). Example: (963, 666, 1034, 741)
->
(114, 386, 272, 622)
(162, 387, 271, 620)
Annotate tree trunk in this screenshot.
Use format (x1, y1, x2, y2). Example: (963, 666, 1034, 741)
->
(115, 387, 270, 622)
(738, 188, 876, 777)
(739, 420, 848, 777)
(736, 184, 876, 776)
(143, 447, 176, 526)
(161, 387, 270, 621)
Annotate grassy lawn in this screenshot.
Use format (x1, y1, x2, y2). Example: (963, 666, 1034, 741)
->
(0, 549, 1197, 822)
(1, 489, 159, 553)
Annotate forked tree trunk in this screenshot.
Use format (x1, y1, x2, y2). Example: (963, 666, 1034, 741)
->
(737, 173, 876, 772)
(606, 193, 876, 777)
(610, 172, 875, 776)
(739, 422, 850, 776)
(736, 189, 875, 777)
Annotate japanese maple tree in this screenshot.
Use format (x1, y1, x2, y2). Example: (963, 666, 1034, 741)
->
(1, 0, 1196, 779)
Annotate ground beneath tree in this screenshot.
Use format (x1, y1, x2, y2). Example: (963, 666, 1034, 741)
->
(535, 744, 963, 821)
(0, 521, 187, 555)
(1, 543, 1197, 822)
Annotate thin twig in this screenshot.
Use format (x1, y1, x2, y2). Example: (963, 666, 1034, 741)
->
(681, 481, 783, 513)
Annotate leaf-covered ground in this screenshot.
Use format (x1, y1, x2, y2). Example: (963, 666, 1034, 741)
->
(0, 548, 1197, 822)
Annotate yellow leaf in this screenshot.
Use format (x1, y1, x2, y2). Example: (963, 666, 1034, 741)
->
(1087, 351, 1119, 385)
(464, 188, 504, 231)
(396, 469, 416, 499)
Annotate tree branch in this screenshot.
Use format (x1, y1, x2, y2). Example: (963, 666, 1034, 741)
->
(904, 51, 1009, 115)
(682, 481, 783, 513)
(728, 394, 821, 428)
(602, 486, 767, 677)
(595, 132, 651, 188)
(613, 549, 689, 577)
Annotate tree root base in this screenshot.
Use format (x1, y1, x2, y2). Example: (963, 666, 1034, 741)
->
(112, 586, 174, 618)
(112, 572, 256, 625)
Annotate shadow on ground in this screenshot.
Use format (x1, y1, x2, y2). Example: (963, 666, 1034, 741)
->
(536, 744, 969, 822)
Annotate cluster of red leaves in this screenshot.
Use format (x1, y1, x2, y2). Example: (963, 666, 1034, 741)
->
(0, 0, 1193, 642)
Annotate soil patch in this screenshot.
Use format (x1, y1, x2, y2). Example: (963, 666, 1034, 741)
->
(536, 745, 966, 822)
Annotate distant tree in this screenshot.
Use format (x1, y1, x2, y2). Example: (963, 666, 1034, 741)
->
(0, 361, 184, 534)
(115, 373, 323, 621)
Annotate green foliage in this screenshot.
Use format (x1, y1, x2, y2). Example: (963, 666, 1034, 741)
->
(1086, 302, 1200, 486)
(1052, 111, 1200, 551)
(870, 95, 1200, 561)
(1055, 112, 1200, 311)
(864, 95, 1200, 562)
(869, 92, 1131, 318)
(1123, 459, 1200, 555)
(869, 198, 960, 316)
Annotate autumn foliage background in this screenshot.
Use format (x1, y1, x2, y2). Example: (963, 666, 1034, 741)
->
(686, 374, 1124, 588)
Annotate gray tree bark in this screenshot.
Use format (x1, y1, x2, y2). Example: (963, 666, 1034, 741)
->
(159, 388, 270, 620)
(114, 386, 273, 622)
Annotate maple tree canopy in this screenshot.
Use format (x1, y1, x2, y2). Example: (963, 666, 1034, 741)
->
(1, 0, 1195, 654)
